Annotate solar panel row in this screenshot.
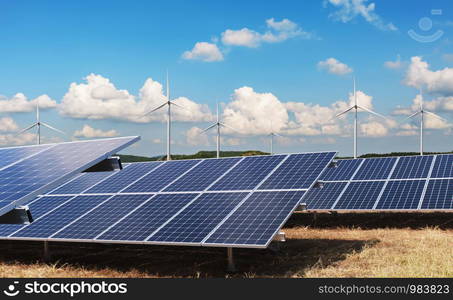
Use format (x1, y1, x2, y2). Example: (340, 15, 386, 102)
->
(4, 152, 337, 248)
(305, 154, 453, 210)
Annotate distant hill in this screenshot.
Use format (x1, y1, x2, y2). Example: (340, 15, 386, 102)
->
(119, 150, 453, 163)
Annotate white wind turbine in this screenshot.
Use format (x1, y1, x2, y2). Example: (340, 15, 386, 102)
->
(19, 101, 65, 145)
(267, 121, 282, 155)
(400, 88, 447, 155)
(334, 77, 387, 159)
(142, 72, 185, 161)
(201, 103, 238, 158)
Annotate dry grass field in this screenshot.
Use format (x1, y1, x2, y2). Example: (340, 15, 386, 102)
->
(0, 212, 451, 278)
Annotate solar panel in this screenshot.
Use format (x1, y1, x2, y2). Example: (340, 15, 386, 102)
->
(258, 152, 337, 190)
(430, 155, 453, 178)
(320, 159, 362, 181)
(375, 180, 426, 209)
(420, 179, 453, 209)
(0, 144, 51, 169)
(203, 191, 305, 247)
(303, 182, 348, 209)
(0, 136, 139, 217)
(50, 169, 122, 195)
(390, 155, 434, 179)
(353, 157, 397, 180)
(334, 181, 385, 209)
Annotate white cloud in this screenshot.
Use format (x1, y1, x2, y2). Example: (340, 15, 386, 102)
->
(185, 126, 210, 146)
(384, 55, 404, 70)
(360, 121, 388, 137)
(318, 58, 353, 75)
(0, 93, 57, 113)
(393, 94, 453, 116)
(152, 138, 162, 144)
(348, 90, 374, 109)
(396, 130, 418, 136)
(221, 18, 312, 48)
(221, 86, 289, 135)
(182, 42, 224, 62)
(73, 125, 119, 138)
(0, 117, 19, 132)
(0, 132, 36, 146)
(404, 56, 453, 96)
(324, 0, 397, 31)
(58, 74, 213, 123)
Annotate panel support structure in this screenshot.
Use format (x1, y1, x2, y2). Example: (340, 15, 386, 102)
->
(227, 247, 236, 272)
(43, 241, 50, 261)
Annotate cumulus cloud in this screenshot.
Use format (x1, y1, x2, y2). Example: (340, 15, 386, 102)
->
(58, 74, 213, 123)
(384, 55, 404, 70)
(404, 56, 453, 96)
(0, 117, 19, 132)
(73, 125, 119, 138)
(393, 94, 453, 116)
(221, 18, 312, 48)
(185, 126, 210, 146)
(0, 132, 36, 146)
(360, 121, 388, 137)
(318, 58, 353, 75)
(324, 0, 397, 31)
(221, 86, 289, 135)
(182, 42, 224, 62)
(0, 93, 57, 113)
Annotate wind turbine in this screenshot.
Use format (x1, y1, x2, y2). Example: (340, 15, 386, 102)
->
(400, 88, 447, 155)
(19, 101, 65, 145)
(142, 72, 185, 160)
(201, 103, 238, 158)
(267, 121, 282, 155)
(334, 77, 387, 159)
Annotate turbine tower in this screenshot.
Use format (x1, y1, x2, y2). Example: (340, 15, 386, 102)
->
(19, 101, 65, 145)
(202, 103, 237, 158)
(334, 77, 387, 159)
(143, 72, 185, 160)
(267, 122, 282, 155)
(401, 88, 447, 155)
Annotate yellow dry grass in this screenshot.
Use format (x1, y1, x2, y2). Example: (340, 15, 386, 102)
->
(0, 212, 451, 278)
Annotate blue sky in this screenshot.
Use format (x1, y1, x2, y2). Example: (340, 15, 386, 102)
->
(0, 0, 452, 157)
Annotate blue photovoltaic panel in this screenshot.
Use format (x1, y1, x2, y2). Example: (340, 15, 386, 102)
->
(0, 195, 73, 237)
(258, 152, 336, 190)
(334, 181, 385, 209)
(0, 145, 51, 169)
(53, 194, 152, 240)
(303, 182, 348, 209)
(353, 157, 397, 180)
(430, 155, 453, 179)
(0, 136, 139, 216)
(85, 162, 162, 194)
(97, 193, 198, 242)
(123, 160, 200, 193)
(50, 170, 121, 195)
(421, 179, 453, 209)
(320, 159, 362, 181)
(208, 155, 286, 191)
(390, 155, 434, 179)
(204, 191, 305, 247)
(375, 180, 426, 209)
(164, 158, 241, 192)
(12, 195, 111, 238)
(149, 192, 248, 243)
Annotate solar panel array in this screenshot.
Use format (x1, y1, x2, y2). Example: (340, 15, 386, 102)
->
(3, 152, 337, 248)
(0, 136, 139, 217)
(303, 154, 453, 210)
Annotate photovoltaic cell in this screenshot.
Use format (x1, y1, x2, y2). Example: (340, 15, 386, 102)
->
(353, 157, 397, 180)
(123, 160, 200, 193)
(0, 145, 51, 169)
(375, 180, 426, 209)
(0, 136, 138, 216)
(164, 158, 241, 192)
(12, 195, 111, 238)
(85, 162, 162, 194)
(320, 159, 362, 181)
(97, 193, 198, 242)
(303, 182, 348, 209)
(430, 155, 453, 179)
(391, 156, 434, 179)
(208, 155, 286, 191)
(258, 152, 336, 190)
(50, 170, 122, 195)
(149, 192, 248, 243)
(53, 194, 152, 240)
(421, 179, 453, 209)
(334, 181, 385, 209)
(204, 191, 305, 247)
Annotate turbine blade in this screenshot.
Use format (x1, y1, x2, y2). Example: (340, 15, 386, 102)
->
(220, 122, 239, 133)
(202, 123, 217, 132)
(334, 106, 354, 118)
(357, 105, 388, 119)
(399, 111, 420, 123)
(170, 101, 189, 111)
(142, 102, 167, 117)
(41, 122, 66, 135)
(425, 110, 448, 122)
(18, 123, 37, 134)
